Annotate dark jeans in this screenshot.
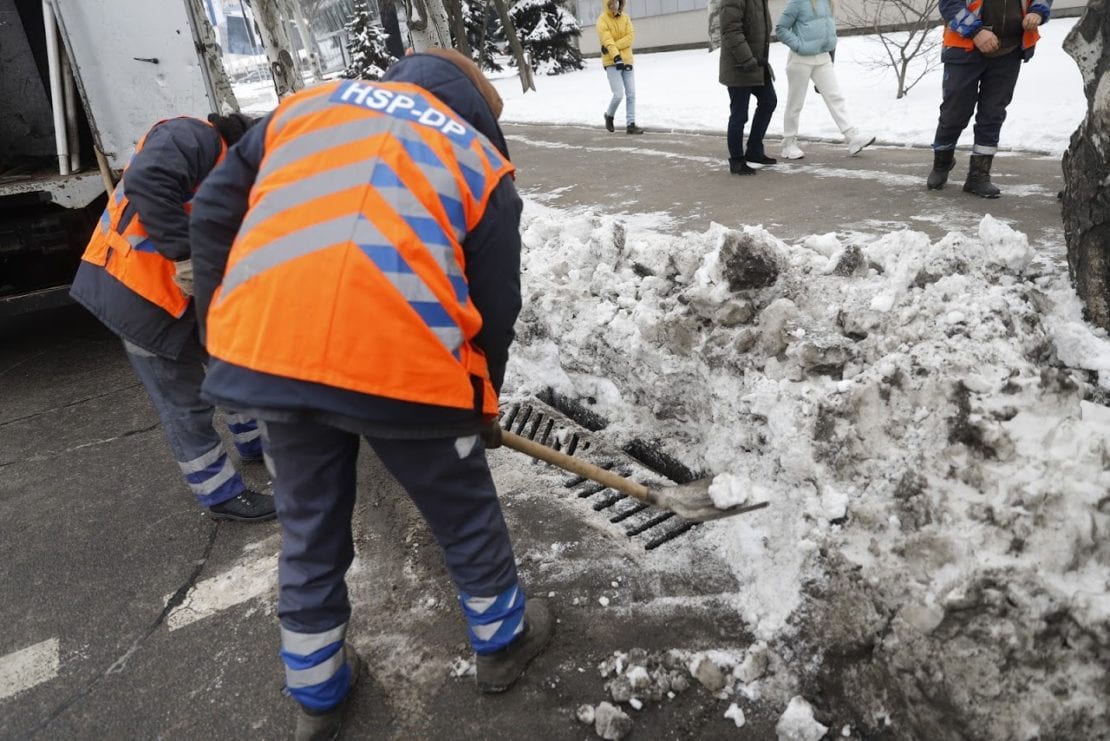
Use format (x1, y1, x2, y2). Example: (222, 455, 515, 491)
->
(262, 420, 520, 633)
(727, 69, 778, 162)
(932, 48, 1022, 154)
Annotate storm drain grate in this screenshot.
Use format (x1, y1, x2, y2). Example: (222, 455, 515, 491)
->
(500, 398, 699, 550)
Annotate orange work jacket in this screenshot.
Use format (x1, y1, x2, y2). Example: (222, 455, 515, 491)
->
(80, 118, 226, 318)
(205, 80, 515, 416)
(943, 0, 1041, 52)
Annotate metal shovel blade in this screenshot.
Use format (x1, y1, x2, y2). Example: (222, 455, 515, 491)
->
(501, 430, 769, 523)
(644, 481, 770, 522)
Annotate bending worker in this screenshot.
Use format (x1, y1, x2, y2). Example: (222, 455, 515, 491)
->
(189, 50, 554, 740)
(70, 114, 276, 522)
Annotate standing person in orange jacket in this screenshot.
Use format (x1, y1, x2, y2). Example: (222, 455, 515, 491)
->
(926, 0, 1052, 196)
(189, 50, 554, 740)
(69, 114, 276, 522)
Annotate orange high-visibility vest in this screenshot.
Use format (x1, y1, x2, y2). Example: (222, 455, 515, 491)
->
(205, 80, 515, 415)
(80, 118, 226, 318)
(943, 0, 1041, 51)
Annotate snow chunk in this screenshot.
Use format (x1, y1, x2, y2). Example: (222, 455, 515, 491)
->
(978, 215, 1033, 272)
(775, 696, 829, 741)
(708, 472, 755, 508)
(725, 703, 747, 727)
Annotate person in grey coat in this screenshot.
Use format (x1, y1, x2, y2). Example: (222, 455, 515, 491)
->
(718, 0, 777, 175)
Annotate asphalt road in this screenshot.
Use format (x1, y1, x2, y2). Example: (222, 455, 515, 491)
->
(502, 122, 1066, 248)
(0, 125, 1069, 739)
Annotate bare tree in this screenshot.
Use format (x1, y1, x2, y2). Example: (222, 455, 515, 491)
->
(846, 0, 942, 99)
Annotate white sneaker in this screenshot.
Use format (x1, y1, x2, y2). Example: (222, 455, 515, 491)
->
(781, 141, 805, 160)
(847, 135, 875, 155)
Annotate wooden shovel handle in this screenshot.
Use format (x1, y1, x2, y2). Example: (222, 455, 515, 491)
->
(501, 430, 651, 502)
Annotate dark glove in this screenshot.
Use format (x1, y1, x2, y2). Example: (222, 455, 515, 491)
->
(738, 58, 760, 73)
(613, 54, 625, 70)
(480, 419, 503, 449)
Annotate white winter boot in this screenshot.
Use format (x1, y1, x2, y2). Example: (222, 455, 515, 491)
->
(780, 138, 805, 160)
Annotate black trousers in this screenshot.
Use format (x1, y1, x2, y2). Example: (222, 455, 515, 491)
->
(727, 68, 778, 161)
(932, 48, 1022, 154)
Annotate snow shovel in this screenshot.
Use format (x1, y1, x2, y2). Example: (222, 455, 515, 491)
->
(500, 430, 769, 522)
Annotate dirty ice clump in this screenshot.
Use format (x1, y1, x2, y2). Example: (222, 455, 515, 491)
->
(506, 200, 1110, 738)
(775, 696, 828, 741)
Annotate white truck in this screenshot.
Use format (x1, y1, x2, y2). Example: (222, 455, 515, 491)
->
(0, 0, 226, 316)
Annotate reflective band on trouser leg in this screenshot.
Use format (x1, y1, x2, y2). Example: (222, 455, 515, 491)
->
(460, 583, 525, 654)
(280, 623, 351, 711)
(179, 444, 246, 507)
(226, 413, 263, 459)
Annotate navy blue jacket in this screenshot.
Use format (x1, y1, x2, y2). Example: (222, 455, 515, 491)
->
(70, 117, 224, 358)
(191, 55, 523, 439)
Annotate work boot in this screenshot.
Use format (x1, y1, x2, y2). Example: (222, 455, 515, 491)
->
(294, 645, 364, 741)
(729, 158, 756, 176)
(963, 153, 1001, 198)
(926, 149, 956, 190)
(476, 598, 554, 693)
(604, 113, 615, 132)
(626, 123, 645, 135)
(207, 490, 277, 522)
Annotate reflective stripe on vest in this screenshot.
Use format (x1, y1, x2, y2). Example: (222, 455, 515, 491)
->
(206, 80, 514, 415)
(79, 118, 226, 318)
(943, 0, 1041, 51)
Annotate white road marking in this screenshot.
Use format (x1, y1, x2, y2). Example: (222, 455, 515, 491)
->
(164, 552, 279, 632)
(0, 638, 60, 701)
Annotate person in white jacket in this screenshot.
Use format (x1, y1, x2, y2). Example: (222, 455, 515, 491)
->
(775, 0, 873, 159)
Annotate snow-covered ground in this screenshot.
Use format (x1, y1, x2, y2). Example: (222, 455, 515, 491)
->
(489, 18, 1084, 156)
(229, 18, 1108, 738)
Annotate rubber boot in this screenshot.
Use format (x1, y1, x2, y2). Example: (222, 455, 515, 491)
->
(476, 599, 554, 693)
(963, 153, 1001, 198)
(926, 149, 956, 190)
(294, 644, 364, 741)
(604, 113, 614, 133)
(626, 123, 645, 135)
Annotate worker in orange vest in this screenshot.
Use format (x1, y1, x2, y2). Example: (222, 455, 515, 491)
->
(927, 0, 1052, 197)
(70, 114, 276, 522)
(189, 50, 553, 739)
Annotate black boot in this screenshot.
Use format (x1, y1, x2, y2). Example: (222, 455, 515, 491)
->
(207, 490, 277, 522)
(926, 149, 956, 190)
(963, 153, 1001, 198)
(729, 158, 756, 175)
(604, 113, 614, 133)
(626, 123, 645, 135)
(294, 645, 364, 741)
(476, 599, 554, 693)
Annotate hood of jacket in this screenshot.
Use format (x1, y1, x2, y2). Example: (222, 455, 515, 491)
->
(381, 52, 511, 160)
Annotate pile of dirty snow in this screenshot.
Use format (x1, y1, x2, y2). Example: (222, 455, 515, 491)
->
(505, 200, 1110, 739)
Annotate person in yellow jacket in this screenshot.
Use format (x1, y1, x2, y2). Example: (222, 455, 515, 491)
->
(598, 0, 645, 134)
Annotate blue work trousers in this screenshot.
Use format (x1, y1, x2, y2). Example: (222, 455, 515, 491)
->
(932, 48, 1023, 155)
(124, 335, 259, 507)
(727, 69, 778, 162)
(262, 420, 520, 634)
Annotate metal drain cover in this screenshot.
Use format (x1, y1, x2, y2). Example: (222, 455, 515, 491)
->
(500, 398, 697, 550)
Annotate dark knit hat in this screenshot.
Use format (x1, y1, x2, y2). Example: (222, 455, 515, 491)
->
(420, 48, 504, 121)
(207, 112, 257, 145)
